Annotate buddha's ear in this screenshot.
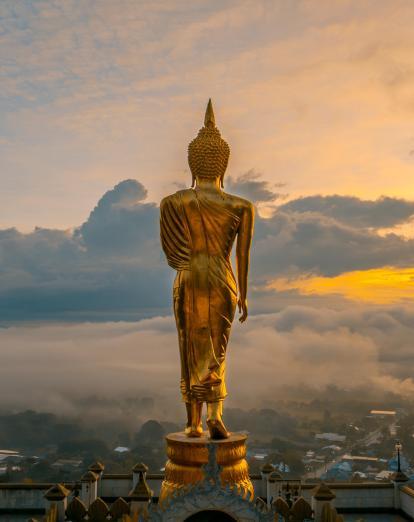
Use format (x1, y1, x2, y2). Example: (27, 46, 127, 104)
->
(191, 174, 196, 188)
(220, 174, 224, 188)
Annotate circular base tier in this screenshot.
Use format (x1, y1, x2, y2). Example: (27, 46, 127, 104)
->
(159, 431, 254, 505)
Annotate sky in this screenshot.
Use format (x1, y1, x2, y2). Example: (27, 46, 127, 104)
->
(2, 0, 414, 417)
(2, 0, 414, 230)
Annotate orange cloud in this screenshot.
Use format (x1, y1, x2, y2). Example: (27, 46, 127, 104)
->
(270, 266, 414, 304)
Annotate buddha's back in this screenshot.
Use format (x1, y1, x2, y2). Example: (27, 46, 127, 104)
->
(176, 187, 250, 261)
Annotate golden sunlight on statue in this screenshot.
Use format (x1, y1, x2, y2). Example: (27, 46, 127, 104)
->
(160, 99, 254, 440)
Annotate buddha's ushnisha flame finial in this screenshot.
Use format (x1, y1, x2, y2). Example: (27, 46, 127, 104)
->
(188, 99, 230, 188)
(204, 98, 215, 128)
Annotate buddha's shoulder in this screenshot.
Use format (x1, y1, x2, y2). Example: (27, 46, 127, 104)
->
(160, 189, 192, 207)
(223, 192, 254, 212)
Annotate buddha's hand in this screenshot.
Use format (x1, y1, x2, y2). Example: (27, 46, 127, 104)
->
(238, 298, 248, 323)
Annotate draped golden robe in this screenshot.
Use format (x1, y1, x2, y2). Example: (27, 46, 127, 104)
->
(160, 189, 240, 403)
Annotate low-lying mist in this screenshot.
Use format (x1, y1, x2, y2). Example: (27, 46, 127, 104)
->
(1, 303, 414, 423)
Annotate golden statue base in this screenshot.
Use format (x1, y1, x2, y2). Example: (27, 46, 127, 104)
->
(159, 431, 254, 505)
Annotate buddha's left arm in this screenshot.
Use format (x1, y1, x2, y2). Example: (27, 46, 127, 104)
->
(236, 202, 254, 323)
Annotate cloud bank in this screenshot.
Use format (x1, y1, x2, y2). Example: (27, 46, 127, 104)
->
(1, 176, 414, 321)
(279, 195, 414, 229)
(0, 180, 169, 322)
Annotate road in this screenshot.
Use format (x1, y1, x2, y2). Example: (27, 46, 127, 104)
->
(307, 419, 396, 479)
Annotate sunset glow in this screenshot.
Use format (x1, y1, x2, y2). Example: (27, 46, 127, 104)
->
(270, 266, 414, 303)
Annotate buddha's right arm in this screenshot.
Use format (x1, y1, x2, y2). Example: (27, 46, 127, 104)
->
(236, 202, 254, 322)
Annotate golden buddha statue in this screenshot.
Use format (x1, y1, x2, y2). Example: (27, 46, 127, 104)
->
(160, 99, 254, 440)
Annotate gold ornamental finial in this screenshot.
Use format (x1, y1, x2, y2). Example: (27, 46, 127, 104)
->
(204, 98, 215, 128)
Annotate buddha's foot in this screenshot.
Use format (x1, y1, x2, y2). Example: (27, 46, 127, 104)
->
(183, 401, 203, 437)
(207, 418, 229, 439)
(186, 425, 203, 437)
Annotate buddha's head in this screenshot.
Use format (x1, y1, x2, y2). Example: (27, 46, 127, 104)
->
(188, 99, 230, 188)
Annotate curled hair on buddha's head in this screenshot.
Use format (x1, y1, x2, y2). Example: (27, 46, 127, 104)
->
(188, 99, 230, 188)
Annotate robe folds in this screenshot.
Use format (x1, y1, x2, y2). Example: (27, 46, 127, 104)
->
(160, 189, 240, 403)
